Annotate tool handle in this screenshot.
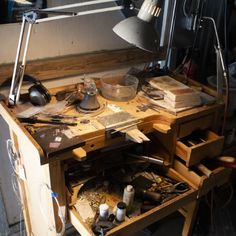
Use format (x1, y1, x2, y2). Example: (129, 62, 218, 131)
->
(142, 190, 161, 203)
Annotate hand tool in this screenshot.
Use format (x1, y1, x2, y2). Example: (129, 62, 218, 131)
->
(18, 117, 77, 126)
(161, 182, 189, 194)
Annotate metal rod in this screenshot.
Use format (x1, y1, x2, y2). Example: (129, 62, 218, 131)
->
(125, 153, 164, 165)
(36, 6, 123, 23)
(15, 23, 34, 104)
(202, 17, 220, 49)
(8, 17, 26, 105)
(42, 0, 119, 11)
(202, 17, 227, 100)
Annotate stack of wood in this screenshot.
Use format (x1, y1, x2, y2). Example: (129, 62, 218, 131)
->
(164, 88, 201, 108)
(148, 76, 202, 110)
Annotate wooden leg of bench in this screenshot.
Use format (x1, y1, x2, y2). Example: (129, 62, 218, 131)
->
(182, 200, 199, 236)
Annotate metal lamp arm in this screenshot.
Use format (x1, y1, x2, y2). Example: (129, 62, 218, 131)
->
(201, 16, 227, 100)
(201, 17, 227, 75)
(8, 0, 124, 106)
(8, 15, 33, 106)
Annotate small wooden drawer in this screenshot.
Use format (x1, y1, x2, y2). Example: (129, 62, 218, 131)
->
(178, 114, 214, 138)
(173, 159, 231, 197)
(176, 130, 224, 167)
(67, 167, 197, 236)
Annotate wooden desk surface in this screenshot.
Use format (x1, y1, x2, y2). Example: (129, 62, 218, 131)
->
(0, 77, 223, 165)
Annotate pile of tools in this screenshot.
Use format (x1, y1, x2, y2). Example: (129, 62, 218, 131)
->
(72, 163, 189, 236)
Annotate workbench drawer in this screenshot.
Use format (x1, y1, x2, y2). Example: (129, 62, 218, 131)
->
(173, 159, 231, 197)
(178, 114, 214, 138)
(176, 130, 224, 167)
(67, 167, 197, 236)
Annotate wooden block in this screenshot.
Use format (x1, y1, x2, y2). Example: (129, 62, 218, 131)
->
(125, 129, 150, 143)
(165, 88, 200, 102)
(148, 76, 188, 91)
(72, 147, 87, 161)
(153, 123, 171, 134)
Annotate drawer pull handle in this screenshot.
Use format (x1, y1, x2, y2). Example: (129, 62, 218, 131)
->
(196, 164, 212, 177)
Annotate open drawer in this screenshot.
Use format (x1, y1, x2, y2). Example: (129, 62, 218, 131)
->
(67, 162, 197, 236)
(173, 159, 231, 197)
(176, 130, 224, 167)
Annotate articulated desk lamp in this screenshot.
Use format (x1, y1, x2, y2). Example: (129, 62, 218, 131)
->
(8, 0, 163, 109)
(201, 16, 228, 102)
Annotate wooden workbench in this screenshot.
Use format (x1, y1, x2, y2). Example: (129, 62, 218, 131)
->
(0, 72, 231, 236)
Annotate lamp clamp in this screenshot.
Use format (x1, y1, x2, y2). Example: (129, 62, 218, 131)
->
(24, 11, 38, 24)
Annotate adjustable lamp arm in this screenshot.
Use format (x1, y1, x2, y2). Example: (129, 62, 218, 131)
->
(201, 16, 227, 100)
(8, 0, 124, 106)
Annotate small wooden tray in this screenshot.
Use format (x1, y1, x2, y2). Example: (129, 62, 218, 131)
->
(176, 130, 224, 167)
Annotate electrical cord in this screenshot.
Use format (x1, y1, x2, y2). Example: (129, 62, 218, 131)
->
(7, 139, 66, 235)
(6, 139, 19, 175)
(39, 183, 65, 236)
(7, 139, 25, 236)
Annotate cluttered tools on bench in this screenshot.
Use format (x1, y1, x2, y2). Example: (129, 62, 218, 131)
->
(68, 160, 190, 235)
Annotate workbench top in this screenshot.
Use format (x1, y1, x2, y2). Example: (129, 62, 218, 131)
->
(0, 76, 223, 165)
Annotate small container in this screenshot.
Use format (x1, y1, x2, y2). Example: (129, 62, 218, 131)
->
(115, 202, 126, 223)
(99, 203, 109, 220)
(100, 75, 139, 101)
(123, 185, 135, 213)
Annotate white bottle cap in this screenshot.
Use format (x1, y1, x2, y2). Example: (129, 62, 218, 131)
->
(126, 185, 133, 192)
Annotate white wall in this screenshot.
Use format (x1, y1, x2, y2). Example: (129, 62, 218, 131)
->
(0, 1, 130, 64)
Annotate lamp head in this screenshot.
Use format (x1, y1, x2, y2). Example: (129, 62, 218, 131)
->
(113, 0, 162, 53)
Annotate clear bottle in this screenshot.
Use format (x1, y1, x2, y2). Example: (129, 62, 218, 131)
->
(123, 185, 135, 213)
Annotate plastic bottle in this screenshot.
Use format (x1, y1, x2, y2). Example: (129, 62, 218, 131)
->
(115, 202, 126, 223)
(123, 185, 135, 213)
(99, 203, 109, 220)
